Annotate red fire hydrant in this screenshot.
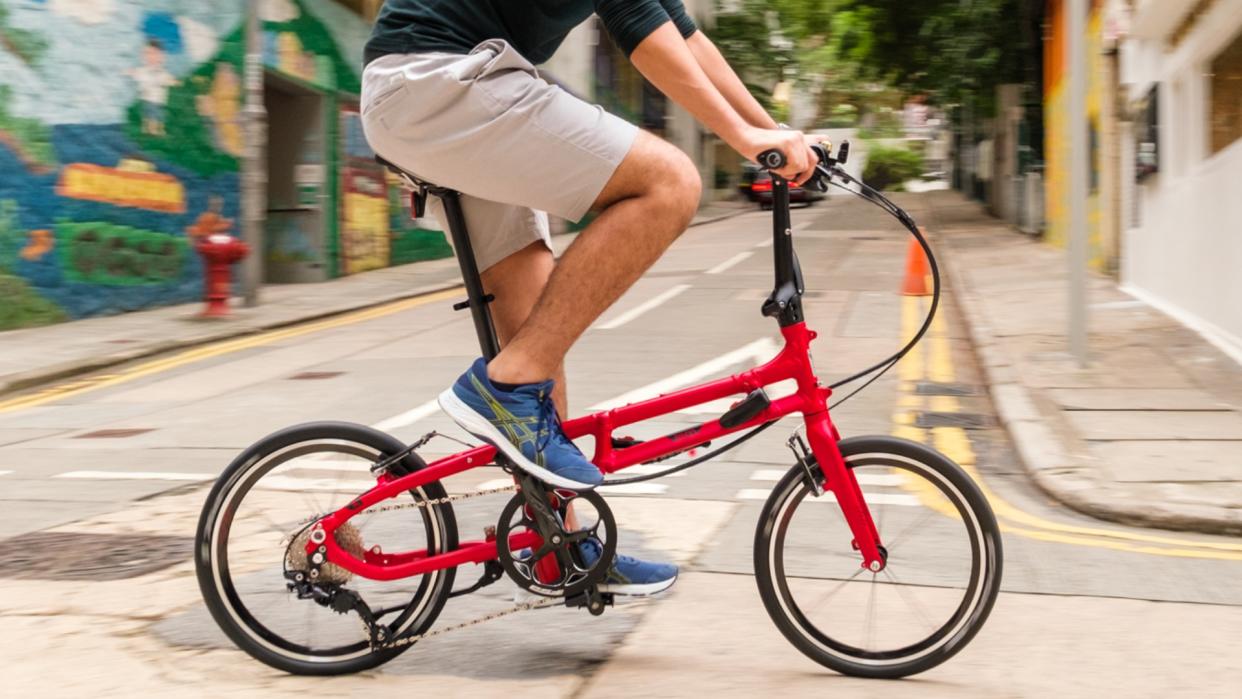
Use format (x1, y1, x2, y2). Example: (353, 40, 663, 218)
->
(196, 233, 250, 318)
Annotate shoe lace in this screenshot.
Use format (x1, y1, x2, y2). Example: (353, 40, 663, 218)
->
(534, 391, 560, 453)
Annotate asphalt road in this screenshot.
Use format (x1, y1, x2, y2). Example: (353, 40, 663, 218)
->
(2, 195, 1240, 697)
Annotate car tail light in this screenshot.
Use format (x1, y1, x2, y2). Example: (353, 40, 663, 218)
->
(751, 180, 772, 192)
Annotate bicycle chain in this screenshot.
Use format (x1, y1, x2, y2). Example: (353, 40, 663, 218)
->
(289, 481, 571, 651)
(289, 483, 518, 531)
(368, 596, 561, 651)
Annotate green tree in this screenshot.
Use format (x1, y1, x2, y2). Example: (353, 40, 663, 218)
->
(712, 0, 1041, 123)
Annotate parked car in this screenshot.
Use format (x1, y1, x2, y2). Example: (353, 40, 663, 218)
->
(748, 169, 825, 209)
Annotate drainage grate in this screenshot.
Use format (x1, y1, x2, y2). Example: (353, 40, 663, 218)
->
(0, 532, 193, 581)
(75, 428, 154, 439)
(915, 381, 978, 397)
(289, 371, 345, 380)
(915, 411, 991, 429)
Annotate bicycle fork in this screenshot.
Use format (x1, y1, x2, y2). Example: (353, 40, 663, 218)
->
(801, 413, 887, 572)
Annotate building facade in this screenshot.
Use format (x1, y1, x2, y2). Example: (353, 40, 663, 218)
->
(1118, 0, 1242, 360)
(0, 0, 449, 331)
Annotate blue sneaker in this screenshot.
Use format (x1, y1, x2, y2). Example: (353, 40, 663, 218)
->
(438, 358, 603, 490)
(580, 538, 678, 597)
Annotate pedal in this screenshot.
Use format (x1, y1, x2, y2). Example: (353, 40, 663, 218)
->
(720, 389, 771, 428)
(565, 586, 613, 616)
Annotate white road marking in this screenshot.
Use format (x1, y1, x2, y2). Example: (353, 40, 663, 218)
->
(754, 237, 774, 248)
(0, 470, 12, 477)
(596, 284, 691, 330)
(591, 337, 781, 411)
(478, 478, 515, 491)
(735, 488, 919, 507)
(599, 482, 668, 495)
(707, 251, 753, 275)
(252, 476, 380, 492)
(371, 398, 441, 432)
(749, 469, 905, 487)
(53, 470, 378, 493)
(55, 471, 215, 482)
(273, 458, 375, 474)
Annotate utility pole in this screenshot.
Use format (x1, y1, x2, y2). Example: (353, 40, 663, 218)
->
(241, 1, 268, 307)
(1067, 0, 1090, 366)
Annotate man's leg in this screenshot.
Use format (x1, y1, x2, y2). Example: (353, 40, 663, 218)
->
(480, 241, 567, 416)
(484, 131, 701, 387)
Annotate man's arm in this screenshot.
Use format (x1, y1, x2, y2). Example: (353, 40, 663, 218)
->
(629, 23, 817, 183)
(684, 31, 779, 131)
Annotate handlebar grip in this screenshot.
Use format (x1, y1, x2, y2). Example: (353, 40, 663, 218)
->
(757, 149, 786, 170)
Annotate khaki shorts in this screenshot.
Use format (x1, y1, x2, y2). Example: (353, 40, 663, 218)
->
(361, 40, 639, 271)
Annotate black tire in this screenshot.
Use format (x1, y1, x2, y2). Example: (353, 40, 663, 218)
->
(195, 422, 458, 675)
(754, 435, 1002, 679)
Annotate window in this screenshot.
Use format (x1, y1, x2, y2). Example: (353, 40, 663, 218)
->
(1209, 26, 1242, 155)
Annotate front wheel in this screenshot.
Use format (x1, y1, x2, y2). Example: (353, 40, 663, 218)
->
(754, 436, 1002, 679)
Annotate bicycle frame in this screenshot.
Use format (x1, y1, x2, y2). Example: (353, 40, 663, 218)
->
(310, 172, 886, 582)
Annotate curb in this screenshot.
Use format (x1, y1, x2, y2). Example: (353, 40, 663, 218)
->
(933, 226, 1242, 537)
(0, 279, 462, 400)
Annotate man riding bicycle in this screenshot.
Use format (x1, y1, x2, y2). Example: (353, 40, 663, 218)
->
(362, 0, 822, 598)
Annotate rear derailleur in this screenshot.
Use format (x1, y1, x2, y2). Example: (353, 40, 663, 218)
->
(285, 572, 392, 649)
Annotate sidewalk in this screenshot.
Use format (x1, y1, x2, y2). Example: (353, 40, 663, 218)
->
(0, 203, 748, 399)
(923, 190, 1242, 535)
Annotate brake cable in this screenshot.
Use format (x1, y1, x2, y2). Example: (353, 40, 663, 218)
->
(603, 163, 940, 486)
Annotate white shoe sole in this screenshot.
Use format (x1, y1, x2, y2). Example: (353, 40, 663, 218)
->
(438, 388, 600, 491)
(598, 574, 678, 597)
(511, 575, 678, 604)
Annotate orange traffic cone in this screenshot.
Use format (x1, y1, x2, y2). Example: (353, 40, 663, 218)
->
(900, 235, 931, 296)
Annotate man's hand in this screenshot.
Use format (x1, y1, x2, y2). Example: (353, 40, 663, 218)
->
(736, 128, 825, 186)
(629, 24, 824, 186)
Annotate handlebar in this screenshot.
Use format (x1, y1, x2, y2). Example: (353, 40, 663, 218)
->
(756, 141, 850, 192)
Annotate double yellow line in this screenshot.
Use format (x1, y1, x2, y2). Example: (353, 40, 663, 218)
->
(892, 295, 1242, 561)
(0, 289, 462, 415)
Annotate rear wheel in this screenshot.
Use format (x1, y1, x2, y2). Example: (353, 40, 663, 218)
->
(195, 422, 458, 675)
(754, 436, 1002, 678)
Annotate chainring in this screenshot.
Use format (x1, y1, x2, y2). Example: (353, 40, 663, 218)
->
(494, 487, 616, 598)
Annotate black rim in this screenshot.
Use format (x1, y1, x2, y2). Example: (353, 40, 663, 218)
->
(770, 453, 989, 664)
(209, 440, 444, 660)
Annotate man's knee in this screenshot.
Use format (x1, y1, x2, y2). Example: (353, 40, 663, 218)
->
(595, 133, 702, 227)
(654, 147, 702, 227)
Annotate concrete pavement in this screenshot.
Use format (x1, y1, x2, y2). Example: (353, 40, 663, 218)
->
(924, 191, 1242, 535)
(1, 194, 1240, 696)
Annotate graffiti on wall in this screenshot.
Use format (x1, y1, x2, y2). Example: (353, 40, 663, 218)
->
(0, 0, 374, 329)
(340, 107, 389, 275)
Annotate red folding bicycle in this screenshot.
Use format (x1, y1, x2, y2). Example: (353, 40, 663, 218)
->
(195, 142, 1002, 680)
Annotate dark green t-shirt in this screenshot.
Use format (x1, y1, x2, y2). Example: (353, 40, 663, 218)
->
(364, 0, 698, 67)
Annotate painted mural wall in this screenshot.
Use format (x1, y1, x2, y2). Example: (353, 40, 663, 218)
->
(0, 0, 450, 331)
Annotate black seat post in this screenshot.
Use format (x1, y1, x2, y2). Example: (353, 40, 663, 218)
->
(437, 188, 501, 360)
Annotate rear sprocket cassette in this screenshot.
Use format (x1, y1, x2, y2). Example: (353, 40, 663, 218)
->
(285, 521, 365, 584)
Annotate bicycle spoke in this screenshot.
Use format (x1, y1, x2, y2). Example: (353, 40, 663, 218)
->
(864, 572, 877, 651)
(881, 508, 935, 550)
(883, 568, 938, 635)
(805, 566, 866, 612)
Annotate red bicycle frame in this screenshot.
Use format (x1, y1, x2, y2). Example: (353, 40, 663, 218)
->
(312, 165, 886, 582)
